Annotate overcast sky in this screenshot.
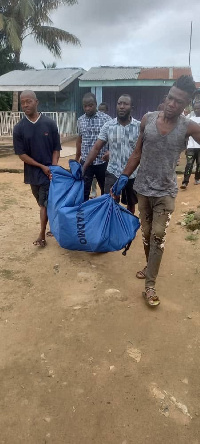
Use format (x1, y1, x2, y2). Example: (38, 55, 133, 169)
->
(21, 0, 200, 80)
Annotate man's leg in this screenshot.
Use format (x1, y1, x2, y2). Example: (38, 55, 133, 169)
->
(94, 162, 107, 195)
(104, 171, 120, 204)
(104, 171, 117, 194)
(82, 163, 95, 201)
(145, 195, 175, 293)
(38, 206, 48, 245)
(194, 149, 200, 184)
(90, 176, 97, 198)
(181, 149, 195, 188)
(122, 179, 138, 215)
(137, 194, 153, 260)
(31, 184, 49, 247)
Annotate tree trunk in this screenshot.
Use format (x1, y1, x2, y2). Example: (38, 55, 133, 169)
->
(12, 91, 19, 112)
(12, 51, 21, 112)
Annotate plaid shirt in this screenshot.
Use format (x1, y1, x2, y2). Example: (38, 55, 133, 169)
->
(77, 111, 111, 164)
(98, 117, 140, 179)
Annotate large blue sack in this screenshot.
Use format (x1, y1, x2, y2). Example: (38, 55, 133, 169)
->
(48, 161, 140, 253)
(48, 160, 84, 239)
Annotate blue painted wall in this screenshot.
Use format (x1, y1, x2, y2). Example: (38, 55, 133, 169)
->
(36, 78, 90, 117)
(102, 86, 170, 119)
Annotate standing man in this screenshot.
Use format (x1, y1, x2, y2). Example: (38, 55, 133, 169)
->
(180, 100, 200, 188)
(90, 101, 110, 199)
(98, 102, 109, 114)
(76, 93, 111, 201)
(119, 76, 200, 306)
(13, 90, 61, 247)
(82, 94, 140, 214)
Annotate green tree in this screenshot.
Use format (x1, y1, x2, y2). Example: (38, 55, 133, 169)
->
(0, 0, 80, 62)
(0, 91, 12, 111)
(0, 36, 31, 76)
(0, 33, 32, 110)
(41, 60, 57, 69)
(0, 0, 80, 110)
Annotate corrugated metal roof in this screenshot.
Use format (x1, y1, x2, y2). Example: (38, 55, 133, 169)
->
(79, 66, 192, 82)
(0, 68, 85, 91)
(139, 67, 192, 80)
(79, 66, 141, 81)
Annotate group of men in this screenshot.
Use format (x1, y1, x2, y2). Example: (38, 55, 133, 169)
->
(76, 92, 140, 214)
(13, 75, 200, 308)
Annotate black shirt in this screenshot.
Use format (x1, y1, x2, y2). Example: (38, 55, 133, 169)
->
(13, 114, 61, 185)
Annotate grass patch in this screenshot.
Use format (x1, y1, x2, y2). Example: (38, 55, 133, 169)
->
(184, 213, 195, 225)
(182, 210, 200, 231)
(185, 234, 198, 242)
(0, 269, 15, 280)
(2, 197, 18, 205)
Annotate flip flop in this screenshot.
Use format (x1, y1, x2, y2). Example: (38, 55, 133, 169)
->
(46, 231, 53, 237)
(136, 266, 147, 279)
(33, 239, 47, 247)
(142, 288, 160, 307)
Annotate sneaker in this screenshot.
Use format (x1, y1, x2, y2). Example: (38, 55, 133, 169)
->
(180, 183, 187, 189)
(194, 180, 200, 185)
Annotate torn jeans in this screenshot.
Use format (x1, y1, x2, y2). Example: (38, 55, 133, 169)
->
(137, 194, 175, 289)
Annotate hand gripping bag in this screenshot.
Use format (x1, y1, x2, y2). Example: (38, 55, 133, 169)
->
(48, 162, 140, 253)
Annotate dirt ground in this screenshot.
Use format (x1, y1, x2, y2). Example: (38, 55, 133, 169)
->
(0, 148, 200, 444)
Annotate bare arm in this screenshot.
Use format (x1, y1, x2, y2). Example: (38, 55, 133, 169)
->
(82, 139, 106, 174)
(122, 115, 147, 177)
(187, 121, 200, 145)
(52, 150, 60, 165)
(75, 135, 82, 161)
(19, 154, 50, 176)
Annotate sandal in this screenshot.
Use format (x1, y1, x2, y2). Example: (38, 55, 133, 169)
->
(136, 266, 147, 279)
(33, 239, 47, 247)
(46, 231, 53, 237)
(142, 287, 160, 307)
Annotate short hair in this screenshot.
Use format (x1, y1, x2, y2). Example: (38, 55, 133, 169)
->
(173, 75, 196, 99)
(82, 92, 97, 104)
(20, 90, 37, 100)
(118, 94, 132, 105)
(193, 89, 200, 103)
(98, 102, 108, 111)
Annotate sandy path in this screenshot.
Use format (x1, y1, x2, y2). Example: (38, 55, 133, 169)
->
(0, 155, 200, 443)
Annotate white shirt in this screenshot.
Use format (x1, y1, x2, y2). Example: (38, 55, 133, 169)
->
(187, 116, 200, 149)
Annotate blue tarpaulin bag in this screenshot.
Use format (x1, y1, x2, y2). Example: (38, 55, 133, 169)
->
(48, 160, 84, 239)
(48, 161, 140, 253)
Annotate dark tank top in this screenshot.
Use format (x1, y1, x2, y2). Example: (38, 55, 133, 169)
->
(134, 111, 189, 197)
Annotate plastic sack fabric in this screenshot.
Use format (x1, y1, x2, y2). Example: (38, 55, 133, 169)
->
(48, 160, 84, 240)
(48, 162, 140, 252)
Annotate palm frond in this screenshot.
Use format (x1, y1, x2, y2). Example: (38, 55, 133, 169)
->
(1, 16, 22, 51)
(28, 11, 53, 28)
(33, 25, 80, 57)
(0, 14, 4, 30)
(14, 0, 35, 21)
(33, 0, 77, 12)
(0, 0, 80, 61)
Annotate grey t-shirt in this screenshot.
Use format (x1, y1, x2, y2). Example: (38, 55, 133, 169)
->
(134, 111, 190, 197)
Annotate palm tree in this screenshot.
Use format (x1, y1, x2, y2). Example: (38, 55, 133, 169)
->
(41, 60, 57, 69)
(0, 0, 80, 110)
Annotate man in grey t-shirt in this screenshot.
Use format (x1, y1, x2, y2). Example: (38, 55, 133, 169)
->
(120, 76, 200, 307)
